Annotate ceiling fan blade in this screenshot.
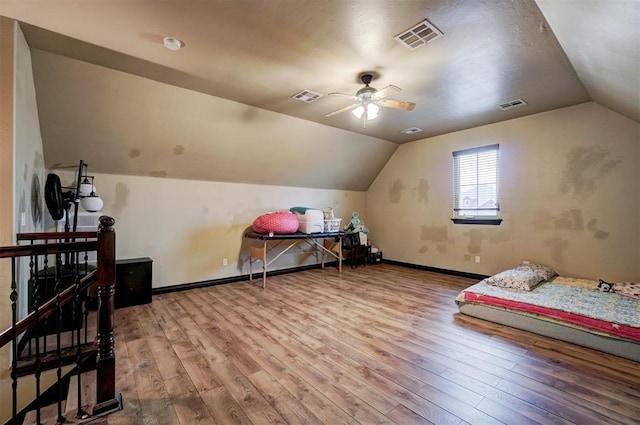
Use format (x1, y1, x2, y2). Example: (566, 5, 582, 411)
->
(325, 103, 358, 117)
(373, 85, 401, 99)
(328, 92, 358, 100)
(379, 99, 416, 111)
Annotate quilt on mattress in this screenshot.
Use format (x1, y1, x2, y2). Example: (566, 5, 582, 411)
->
(456, 279, 640, 342)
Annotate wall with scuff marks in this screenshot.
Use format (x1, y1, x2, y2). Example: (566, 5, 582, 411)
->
(367, 102, 640, 281)
(53, 171, 365, 289)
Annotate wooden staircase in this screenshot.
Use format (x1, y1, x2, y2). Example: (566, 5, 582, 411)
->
(0, 216, 122, 425)
(19, 311, 97, 424)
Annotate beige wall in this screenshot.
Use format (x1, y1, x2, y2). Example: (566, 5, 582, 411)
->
(13, 20, 45, 321)
(54, 171, 367, 289)
(0, 17, 46, 328)
(367, 102, 640, 282)
(14, 25, 45, 237)
(1, 17, 47, 416)
(0, 16, 15, 383)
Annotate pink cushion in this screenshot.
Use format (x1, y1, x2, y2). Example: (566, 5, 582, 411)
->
(252, 212, 300, 234)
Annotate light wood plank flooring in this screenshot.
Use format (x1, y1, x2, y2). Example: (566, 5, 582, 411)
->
(94, 264, 639, 424)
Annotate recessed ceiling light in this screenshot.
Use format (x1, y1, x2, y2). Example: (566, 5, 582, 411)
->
(401, 127, 423, 134)
(163, 36, 185, 51)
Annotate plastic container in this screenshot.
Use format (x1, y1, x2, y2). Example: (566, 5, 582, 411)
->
(294, 209, 324, 234)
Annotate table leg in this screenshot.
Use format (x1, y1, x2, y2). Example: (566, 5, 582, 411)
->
(338, 240, 342, 274)
(249, 243, 268, 288)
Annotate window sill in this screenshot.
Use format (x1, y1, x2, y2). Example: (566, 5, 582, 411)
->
(451, 218, 503, 225)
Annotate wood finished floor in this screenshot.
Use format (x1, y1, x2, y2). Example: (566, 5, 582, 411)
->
(96, 264, 639, 425)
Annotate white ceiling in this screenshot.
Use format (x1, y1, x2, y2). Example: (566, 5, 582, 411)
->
(0, 0, 638, 189)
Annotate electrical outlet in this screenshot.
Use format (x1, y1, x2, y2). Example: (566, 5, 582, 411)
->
(523, 260, 530, 264)
(223, 258, 228, 266)
(20, 212, 27, 227)
(474, 255, 480, 263)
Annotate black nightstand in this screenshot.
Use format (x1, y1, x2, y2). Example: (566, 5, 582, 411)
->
(115, 257, 153, 309)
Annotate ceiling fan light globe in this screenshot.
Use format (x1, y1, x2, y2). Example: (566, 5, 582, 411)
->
(352, 105, 365, 119)
(367, 103, 380, 120)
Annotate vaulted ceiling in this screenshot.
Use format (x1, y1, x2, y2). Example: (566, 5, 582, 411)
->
(0, 0, 638, 189)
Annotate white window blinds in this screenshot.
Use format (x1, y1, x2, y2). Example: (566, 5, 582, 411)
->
(453, 144, 500, 218)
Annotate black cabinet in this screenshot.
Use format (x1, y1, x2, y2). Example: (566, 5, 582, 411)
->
(115, 257, 152, 309)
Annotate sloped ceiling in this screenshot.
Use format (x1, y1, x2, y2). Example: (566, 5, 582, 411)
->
(0, 0, 638, 190)
(535, 0, 640, 123)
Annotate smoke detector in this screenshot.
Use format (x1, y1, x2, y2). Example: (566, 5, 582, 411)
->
(163, 36, 185, 51)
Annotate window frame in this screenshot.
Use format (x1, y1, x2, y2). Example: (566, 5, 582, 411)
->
(451, 144, 502, 225)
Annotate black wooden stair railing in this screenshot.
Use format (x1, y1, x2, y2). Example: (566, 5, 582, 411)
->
(0, 216, 121, 425)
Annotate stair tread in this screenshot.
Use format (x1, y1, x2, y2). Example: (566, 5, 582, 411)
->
(21, 371, 98, 425)
(65, 371, 97, 416)
(14, 343, 98, 378)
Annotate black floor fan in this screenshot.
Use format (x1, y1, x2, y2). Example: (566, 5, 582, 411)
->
(44, 160, 86, 233)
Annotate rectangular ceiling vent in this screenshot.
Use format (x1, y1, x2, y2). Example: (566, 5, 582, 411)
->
(401, 127, 423, 134)
(499, 98, 528, 110)
(394, 19, 443, 50)
(292, 89, 323, 103)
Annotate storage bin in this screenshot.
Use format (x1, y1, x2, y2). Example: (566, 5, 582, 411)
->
(324, 218, 342, 232)
(369, 251, 383, 264)
(294, 209, 324, 234)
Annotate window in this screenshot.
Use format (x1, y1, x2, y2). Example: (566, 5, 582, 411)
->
(452, 144, 502, 225)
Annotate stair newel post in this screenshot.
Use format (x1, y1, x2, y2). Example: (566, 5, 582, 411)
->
(93, 216, 121, 416)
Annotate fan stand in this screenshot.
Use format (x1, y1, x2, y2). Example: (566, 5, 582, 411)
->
(59, 191, 76, 233)
(61, 192, 78, 266)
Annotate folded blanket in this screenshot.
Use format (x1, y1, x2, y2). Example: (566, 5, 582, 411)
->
(551, 276, 599, 289)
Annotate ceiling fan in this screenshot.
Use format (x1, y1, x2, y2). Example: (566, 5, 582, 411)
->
(325, 73, 416, 127)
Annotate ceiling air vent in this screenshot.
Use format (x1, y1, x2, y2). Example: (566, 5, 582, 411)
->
(292, 89, 323, 103)
(394, 19, 443, 50)
(401, 127, 423, 134)
(499, 98, 528, 110)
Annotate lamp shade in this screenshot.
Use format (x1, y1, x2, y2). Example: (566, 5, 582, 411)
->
(78, 178, 93, 197)
(80, 194, 103, 212)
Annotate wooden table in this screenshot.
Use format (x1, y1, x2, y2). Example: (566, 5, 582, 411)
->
(244, 231, 346, 288)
